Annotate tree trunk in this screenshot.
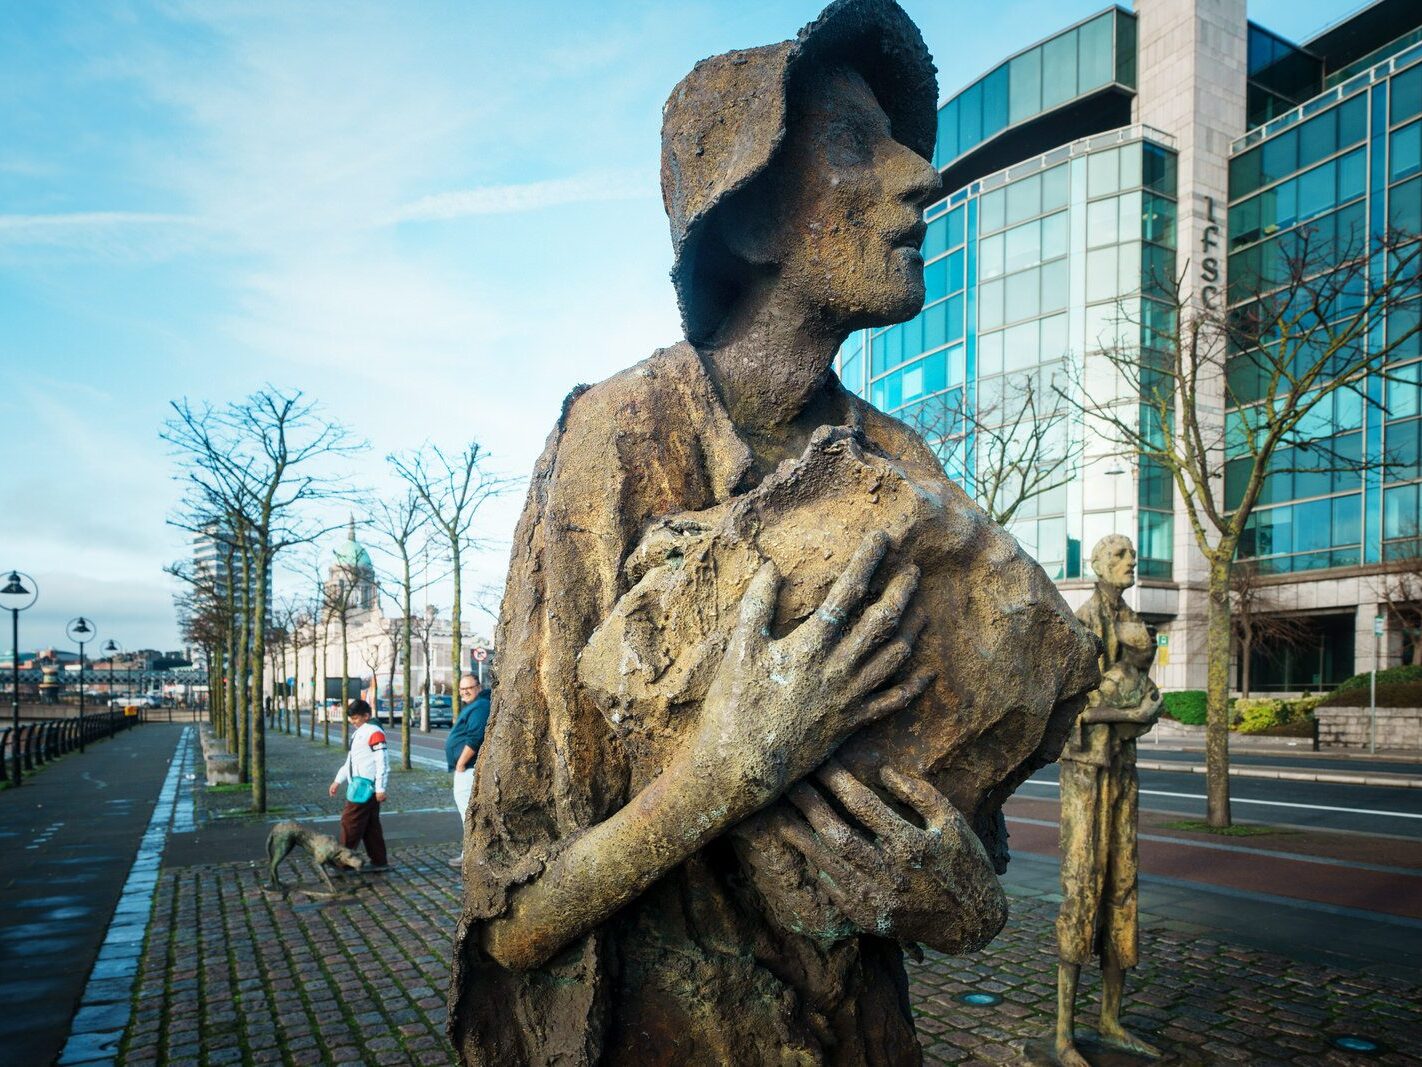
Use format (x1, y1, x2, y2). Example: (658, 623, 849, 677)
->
(250, 548, 269, 813)
(402, 558, 413, 770)
(321, 625, 330, 746)
(1206, 556, 1233, 828)
(291, 633, 300, 738)
(210, 644, 223, 735)
(341, 614, 350, 750)
(451, 541, 463, 701)
(237, 545, 252, 785)
(224, 576, 238, 744)
(1241, 631, 1252, 699)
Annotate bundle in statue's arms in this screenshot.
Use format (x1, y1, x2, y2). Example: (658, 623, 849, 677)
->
(579, 423, 1100, 951)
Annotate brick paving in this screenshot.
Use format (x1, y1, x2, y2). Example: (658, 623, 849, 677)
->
(117, 844, 1422, 1066)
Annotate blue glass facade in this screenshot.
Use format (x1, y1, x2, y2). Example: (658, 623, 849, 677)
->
(1227, 44, 1422, 576)
(839, 128, 1179, 582)
(934, 8, 1137, 171)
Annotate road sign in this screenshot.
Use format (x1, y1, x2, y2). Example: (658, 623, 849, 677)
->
(1374, 615, 1385, 636)
(1156, 633, 1168, 647)
(472, 647, 488, 663)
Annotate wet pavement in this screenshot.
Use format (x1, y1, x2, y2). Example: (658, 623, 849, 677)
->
(0, 722, 191, 1067)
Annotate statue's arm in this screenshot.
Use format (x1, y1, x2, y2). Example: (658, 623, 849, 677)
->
(1079, 691, 1162, 725)
(482, 531, 933, 972)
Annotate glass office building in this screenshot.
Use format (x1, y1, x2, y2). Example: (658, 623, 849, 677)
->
(837, 0, 1422, 691)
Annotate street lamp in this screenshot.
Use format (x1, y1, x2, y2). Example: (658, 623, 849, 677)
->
(66, 617, 96, 752)
(1, 571, 38, 787)
(103, 639, 123, 707)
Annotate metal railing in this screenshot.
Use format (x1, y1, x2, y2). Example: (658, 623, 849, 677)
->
(0, 710, 142, 786)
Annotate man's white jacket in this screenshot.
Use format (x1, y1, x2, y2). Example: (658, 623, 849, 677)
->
(334, 721, 389, 795)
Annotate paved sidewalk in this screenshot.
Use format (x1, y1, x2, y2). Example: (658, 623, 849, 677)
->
(114, 844, 1422, 1066)
(0, 723, 189, 1067)
(200, 724, 455, 823)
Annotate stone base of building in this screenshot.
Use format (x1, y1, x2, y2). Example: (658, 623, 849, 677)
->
(1315, 707, 1422, 750)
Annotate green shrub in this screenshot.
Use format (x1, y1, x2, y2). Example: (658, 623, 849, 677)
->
(1332, 664, 1422, 692)
(1235, 697, 1285, 733)
(1319, 681, 1422, 708)
(1162, 690, 1207, 725)
(1235, 695, 1321, 733)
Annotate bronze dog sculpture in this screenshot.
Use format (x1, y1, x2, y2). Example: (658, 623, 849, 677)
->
(265, 820, 366, 893)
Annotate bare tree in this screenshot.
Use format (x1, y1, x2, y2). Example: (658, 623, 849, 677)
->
(322, 562, 365, 750)
(369, 490, 428, 769)
(1066, 226, 1420, 825)
(164, 389, 363, 811)
(1230, 562, 1312, 697)
(168, 558, 229, 734)
(390, 443, 512, 708)
(904, 374, 1077, 527)
(1377, 530, 1422, 666)
(281, 597, 307, 739)
(360, 635, 386, 718)
(412, 604, 440, 730)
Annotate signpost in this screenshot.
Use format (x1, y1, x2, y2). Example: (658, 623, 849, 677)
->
(472, 645, 488, 688)
(1371, 614, 1384, 754)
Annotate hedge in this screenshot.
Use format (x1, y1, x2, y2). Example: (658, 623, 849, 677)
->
(1162, 690, 1207, 725)
(1318, 681, 1422, 708)
(1332, 664, 1422, 692)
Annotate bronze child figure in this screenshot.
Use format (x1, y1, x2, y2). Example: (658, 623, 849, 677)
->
(1053, 534, 1165, 1065)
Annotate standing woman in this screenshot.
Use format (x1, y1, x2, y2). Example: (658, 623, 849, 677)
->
(329, 698, 390, 871)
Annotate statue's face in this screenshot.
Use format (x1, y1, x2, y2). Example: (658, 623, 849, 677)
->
(754, 66, 940, 333)
(1098, 540, 1137, 590)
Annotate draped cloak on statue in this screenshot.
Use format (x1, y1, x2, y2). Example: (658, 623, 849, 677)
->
(447, 342, 1094, 1065)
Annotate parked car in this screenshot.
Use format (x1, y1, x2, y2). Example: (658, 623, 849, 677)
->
(108, 694, 162, 709)
(421, 694, 454, 728)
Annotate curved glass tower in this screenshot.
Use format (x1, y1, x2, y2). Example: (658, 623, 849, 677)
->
(837, 0, 1422, 692)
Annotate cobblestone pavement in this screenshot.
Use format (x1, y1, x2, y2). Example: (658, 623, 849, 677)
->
(199, 724, 454, 823)
(118, 844, 1421, 1066)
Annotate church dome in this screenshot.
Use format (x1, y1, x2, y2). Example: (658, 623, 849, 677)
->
(334, 519, 374, 572)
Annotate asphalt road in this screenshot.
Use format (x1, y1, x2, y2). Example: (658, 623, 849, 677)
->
(391, 720, 1422, 835)
(1017, 763, 1422, 837)
(1130, 746, 1422, 776)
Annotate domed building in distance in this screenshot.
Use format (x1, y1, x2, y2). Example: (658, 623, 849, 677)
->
(325, 518, 378, 618)
(279, 516, 495, 725)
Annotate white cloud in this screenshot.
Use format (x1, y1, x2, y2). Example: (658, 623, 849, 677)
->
(385, 171, 653, 224)
(0, 211, 195, 235)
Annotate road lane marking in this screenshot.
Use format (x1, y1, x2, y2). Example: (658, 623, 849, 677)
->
(1021, 779, 1422, 820)
(1005, 814, 1422, 875)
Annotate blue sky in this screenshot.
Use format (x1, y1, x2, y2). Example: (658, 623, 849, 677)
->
(0, 0, 1344, 653)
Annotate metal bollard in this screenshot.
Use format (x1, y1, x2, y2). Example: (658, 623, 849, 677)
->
(0, 728, 9, 784)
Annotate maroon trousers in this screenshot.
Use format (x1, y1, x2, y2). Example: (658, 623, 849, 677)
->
(340, 798, 388, 866)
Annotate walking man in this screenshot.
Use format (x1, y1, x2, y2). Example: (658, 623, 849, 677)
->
(328, 698, 390, 872)
(446, 674, 491, 869)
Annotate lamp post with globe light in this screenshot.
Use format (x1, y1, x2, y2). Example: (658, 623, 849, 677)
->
(67, 617, 96, 752)
(103, 639, 123, 708)
(1, 571, 38, 786)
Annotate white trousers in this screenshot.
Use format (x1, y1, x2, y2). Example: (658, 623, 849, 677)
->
(452, 767, 476, 835)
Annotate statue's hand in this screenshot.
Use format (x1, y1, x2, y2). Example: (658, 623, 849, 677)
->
(691, 530, 932, 814)
(766, 760, 1007, 954)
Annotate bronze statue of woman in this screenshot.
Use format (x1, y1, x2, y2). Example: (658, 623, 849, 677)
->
(448, 3, 1099, 1063)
